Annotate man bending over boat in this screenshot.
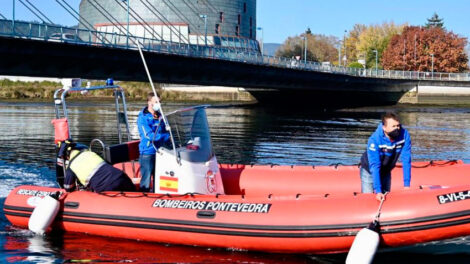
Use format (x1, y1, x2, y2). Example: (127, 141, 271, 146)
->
(61, 143, 136, 193)
(137, 92, 170, 192)
(360, 112, 411, 201)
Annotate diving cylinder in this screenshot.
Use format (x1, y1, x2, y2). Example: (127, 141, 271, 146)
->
(345, 223, 380, 264)
(28, 194, 60, 235)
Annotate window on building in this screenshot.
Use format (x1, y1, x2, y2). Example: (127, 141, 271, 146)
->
(238, 14, 241, 25)
(215, 24, 220, 34)
(250, 28, 253, 38)
(244, 3, 247, 13)
(236, 26, 240, 36)
(219, 12, 224, 22)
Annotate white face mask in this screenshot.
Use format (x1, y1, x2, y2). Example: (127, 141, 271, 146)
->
(152, 103, 161, 112)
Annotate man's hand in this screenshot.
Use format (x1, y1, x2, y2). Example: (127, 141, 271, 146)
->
(376, 193, 385, 202)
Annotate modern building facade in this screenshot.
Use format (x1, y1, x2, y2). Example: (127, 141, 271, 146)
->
(78, 0, 259, 52)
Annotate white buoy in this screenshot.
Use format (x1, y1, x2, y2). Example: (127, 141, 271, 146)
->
(345, 221, 380, 264)
(346, 194, 386, 264)
(28, 193, 60, 235)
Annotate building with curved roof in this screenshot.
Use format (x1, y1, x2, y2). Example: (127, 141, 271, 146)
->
(79, 0, 259, 52)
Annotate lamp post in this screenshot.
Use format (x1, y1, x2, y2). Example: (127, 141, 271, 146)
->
(373, 49, 378, 75)
(199, 14, 208, 46)
(363, 52, 366, 69)
(257, 27, 263, 56)
(338, 42, 341, 67)
(12, 0, 15, 33)
(343, 30, 347, 66)
(430, 53, 434, 79)
(125, 0, 129, 48)
(304, 31, 308, 63)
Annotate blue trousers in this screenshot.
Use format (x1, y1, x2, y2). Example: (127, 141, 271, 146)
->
(360, 167, 391, 193)
(139, 154, 155, 192)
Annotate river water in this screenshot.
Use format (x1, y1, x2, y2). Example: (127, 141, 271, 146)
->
(2, 100, 470, 263)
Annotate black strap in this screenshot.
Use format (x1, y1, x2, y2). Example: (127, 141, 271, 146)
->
(66, 149, 86, 169)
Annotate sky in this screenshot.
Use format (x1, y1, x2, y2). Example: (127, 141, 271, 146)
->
(257, 0, 470, 44)
(1, 0, 469, 44)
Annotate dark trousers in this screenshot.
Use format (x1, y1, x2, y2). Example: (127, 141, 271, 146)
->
(89, 164, 136, 193)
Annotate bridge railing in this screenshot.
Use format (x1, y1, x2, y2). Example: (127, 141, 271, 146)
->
(1, 19, 469, 82)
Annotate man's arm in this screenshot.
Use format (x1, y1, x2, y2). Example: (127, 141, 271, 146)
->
(153, 120, 169, 141)
(64, 169, 77, 192)
(401, 130, 412, 188)
(137, 115, 158, 142)
(366, 137, 382, 193)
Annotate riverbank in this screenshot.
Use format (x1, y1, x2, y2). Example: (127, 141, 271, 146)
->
(398, 83, 470, 105)
(3, 79, 470, 106)
(0, 79, 256, 103)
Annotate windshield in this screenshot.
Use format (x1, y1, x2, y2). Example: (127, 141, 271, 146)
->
(165, 106, 214, 162)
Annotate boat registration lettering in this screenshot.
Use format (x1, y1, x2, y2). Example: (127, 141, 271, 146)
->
(16, 189, 62, 198)
(152, 199, 272, 213)
(437, 190, 470, 204)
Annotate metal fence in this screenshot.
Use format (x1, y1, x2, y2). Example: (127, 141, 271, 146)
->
(1, 20, 469, 82)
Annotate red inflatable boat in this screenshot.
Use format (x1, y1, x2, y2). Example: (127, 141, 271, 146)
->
(5, 172, 470, 253)
(5, 83, 470, 254)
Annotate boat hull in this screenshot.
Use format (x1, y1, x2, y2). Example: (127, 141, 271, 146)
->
(5, 184, 470, 253)
(218, 160, 470, 195)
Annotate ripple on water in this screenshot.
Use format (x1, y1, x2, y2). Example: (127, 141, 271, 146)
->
(0, 162, 56, 198)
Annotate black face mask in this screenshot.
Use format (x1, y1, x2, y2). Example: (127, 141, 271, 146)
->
(387, 128, 400, 140)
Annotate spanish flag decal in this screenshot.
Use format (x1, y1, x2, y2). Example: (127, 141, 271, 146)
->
(159, 176, 178, 192)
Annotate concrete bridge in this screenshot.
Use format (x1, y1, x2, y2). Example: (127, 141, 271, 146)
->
(1, 20, 469, 108)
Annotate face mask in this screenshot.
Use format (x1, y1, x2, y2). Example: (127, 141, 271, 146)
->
(152, 103, 161, 112)
(387, 128, 400, 140)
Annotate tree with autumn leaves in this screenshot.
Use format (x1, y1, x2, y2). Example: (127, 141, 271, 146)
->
(274, 13, 469, 73)
(382, 26, 468, 72)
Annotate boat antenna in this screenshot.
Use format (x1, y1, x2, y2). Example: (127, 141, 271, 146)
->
(136, 41, 178, 159)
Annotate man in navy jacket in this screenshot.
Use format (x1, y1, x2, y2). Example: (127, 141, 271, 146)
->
(137, 92, 170, 192)
(360, 112, 411, 201)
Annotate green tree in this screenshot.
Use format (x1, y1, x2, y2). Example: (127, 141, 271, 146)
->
(276, 32, 338, 63)
(343, 24, 367, 65)
(425, 12, 444, 29)
(348, 62, 364, 68)
(355, 22, 406, 69)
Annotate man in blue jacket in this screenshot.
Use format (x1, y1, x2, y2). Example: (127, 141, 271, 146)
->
(360, 112, 411, 201)
(137, 92, 170, 192)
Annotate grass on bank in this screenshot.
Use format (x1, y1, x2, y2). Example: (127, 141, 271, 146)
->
(0, 80, 220, 102)
(0, 79, 159, 99)
(0, 79, 257, 105)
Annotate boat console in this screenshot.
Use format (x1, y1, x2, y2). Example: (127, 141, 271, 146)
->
(154, 106, 224, 194)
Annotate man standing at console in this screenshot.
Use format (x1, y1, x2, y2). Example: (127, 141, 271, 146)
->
(137, 92, 170, 192)
(360, 112, 412, 201)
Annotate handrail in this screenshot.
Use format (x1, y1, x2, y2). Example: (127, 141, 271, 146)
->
(1, 19, 469, 82)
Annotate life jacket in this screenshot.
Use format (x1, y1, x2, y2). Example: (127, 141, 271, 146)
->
(67, 150, 106, 187)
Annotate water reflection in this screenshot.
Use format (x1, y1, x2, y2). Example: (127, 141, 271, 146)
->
(1, 102, 470, 168)
(2, 230, 321, 264)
